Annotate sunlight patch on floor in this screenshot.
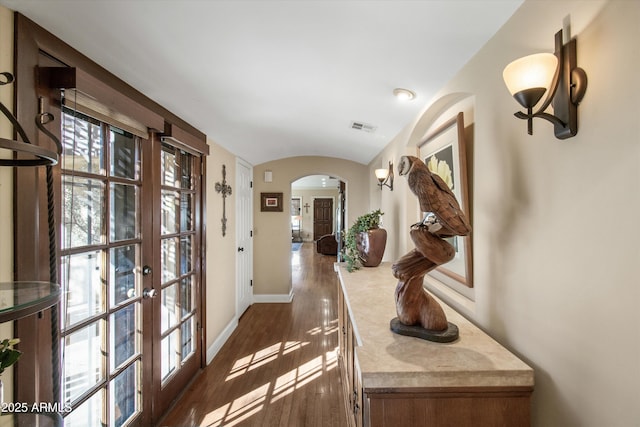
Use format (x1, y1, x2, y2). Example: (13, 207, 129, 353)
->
(291, 251, 301, 266)
(203, 340, 339, 426)
(201, 383, 269, 427)
(226, 341, 309, 381)
(271, 348, 339, 402)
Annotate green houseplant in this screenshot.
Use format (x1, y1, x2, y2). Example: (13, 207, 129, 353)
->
(344, 209, 385, 272)
(0, 338, 21, 404)
(0, 338, 21, 377)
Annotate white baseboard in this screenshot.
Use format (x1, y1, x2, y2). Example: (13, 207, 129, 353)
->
(253, 290, 294, 303)
(206, 317, 238, 365)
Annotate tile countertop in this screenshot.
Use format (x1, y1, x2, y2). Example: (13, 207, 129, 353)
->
(335, 262, 534, 392)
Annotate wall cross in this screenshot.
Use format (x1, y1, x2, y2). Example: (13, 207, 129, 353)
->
(303, 203, 310, 214)
(215, 164, 232, 236)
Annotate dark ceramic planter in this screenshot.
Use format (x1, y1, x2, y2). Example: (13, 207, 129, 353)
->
(356, 227, 387, 267)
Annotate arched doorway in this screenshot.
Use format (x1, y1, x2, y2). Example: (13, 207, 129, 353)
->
(290, 175, 345, 260)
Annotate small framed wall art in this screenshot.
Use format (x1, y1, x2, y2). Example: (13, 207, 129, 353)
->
(260, 192, 283, 212)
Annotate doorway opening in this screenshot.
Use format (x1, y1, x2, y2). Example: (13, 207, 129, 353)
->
(290, 175, 345, 262)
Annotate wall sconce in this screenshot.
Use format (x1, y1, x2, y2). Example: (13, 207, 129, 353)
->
(503, 29, 587, 139)
(375, 161, 394, 191)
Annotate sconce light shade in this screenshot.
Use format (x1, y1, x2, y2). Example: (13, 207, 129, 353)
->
(264, 170, 273, 183)
(503, 53, 558, 108)
(503, 30, 587, 139)
(375, 161, 394, 191)
(375, 168, 389, 181)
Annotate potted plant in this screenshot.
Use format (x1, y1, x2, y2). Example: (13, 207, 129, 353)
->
(0, 338, 21, 404)
(344, 209, 386, 272)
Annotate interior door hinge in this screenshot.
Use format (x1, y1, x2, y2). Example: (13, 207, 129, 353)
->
(250, 279, 253, 287)
(250, 181, 253, 188)
(250, 230, 253, 237)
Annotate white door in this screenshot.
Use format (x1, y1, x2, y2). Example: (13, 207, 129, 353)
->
(236, 158, 253, 317)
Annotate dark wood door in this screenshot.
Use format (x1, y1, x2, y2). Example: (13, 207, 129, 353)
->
(313, 198, 333, 240)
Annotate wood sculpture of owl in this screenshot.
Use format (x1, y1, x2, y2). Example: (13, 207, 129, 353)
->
(391, 155, 471, 341)
(398, 155, 470, 238)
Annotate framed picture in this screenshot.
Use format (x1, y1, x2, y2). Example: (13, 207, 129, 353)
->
(418, 112, 473, 288)
(260, 192, 283, 212)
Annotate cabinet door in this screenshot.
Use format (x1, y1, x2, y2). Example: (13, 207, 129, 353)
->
(354, 355, 364, 427)
(346, 315, 355, 414)
(338, 284, 346, 362)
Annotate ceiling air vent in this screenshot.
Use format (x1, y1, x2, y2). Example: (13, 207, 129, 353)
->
(350, 121, 377, 133)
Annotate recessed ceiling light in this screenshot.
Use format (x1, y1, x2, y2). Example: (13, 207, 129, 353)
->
(393, 88, 416, 101)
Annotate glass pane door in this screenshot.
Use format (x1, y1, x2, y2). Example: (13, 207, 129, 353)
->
(158, 144, 198, 385)
(60, 109, 144, 427)
(151, 140, 202, 418)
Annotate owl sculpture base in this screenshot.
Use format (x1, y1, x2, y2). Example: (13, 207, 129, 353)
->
(390, 228, 459, 342)
(391, 155, 472, 343)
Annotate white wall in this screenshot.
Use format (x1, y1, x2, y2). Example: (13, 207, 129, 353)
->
(371, 1, 640, 425)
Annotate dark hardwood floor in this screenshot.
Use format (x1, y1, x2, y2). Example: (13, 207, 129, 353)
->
(160, 242, 347, 426)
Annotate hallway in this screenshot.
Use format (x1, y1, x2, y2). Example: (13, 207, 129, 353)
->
(160, 243, 347, 426)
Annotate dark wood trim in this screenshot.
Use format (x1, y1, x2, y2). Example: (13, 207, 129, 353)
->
(164, 122, 210, 156)
(15, 13, 206, 144)
(198, 156, 207, 369)
(39, 66, 164, 132)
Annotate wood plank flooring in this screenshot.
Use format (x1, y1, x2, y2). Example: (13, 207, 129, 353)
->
(160, 242, 347, 427)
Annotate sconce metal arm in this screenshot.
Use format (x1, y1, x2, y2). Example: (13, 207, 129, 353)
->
(511, 30, 587, 139)
(377, 161, 394, 191)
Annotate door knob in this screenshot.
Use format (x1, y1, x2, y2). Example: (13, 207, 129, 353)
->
(142, 265, 152, 276)
(143, 288, 157, 299)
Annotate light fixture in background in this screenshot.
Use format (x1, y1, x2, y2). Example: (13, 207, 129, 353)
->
(503, 29, 587, 139)
(393, 88, 416, 101)
(264, 170, 273, 182)
(375, 161, 394, 191)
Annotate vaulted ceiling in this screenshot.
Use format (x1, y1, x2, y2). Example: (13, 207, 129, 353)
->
(1, 0, 523, 165)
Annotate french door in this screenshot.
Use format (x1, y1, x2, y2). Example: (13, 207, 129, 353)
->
(59, 109, 203, 426)
(153, 140, 203, 417)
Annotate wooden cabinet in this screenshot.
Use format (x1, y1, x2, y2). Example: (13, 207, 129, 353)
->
(335, 263, 534, 427)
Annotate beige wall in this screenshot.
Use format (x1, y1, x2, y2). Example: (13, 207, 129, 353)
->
(204, 142, 238, 359)
(0, 4, 15, 399)
(253, 156, 368, 297)
(291, 187, 340, 242)
(370, 1, 640, 425)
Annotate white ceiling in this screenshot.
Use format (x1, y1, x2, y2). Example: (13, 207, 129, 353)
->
(1, 0, 523, 166)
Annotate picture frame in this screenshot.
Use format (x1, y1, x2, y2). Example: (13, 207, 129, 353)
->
(260, 192, 283, 212)
(418, 112, 473, 288)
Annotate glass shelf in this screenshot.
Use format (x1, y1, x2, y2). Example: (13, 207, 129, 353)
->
(0, 138, 58, 167)
(0, 282, 60, 323)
